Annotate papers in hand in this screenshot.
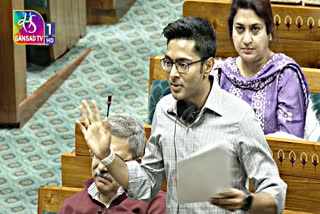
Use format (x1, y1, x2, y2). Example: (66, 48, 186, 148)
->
(177, 145, 231, 204)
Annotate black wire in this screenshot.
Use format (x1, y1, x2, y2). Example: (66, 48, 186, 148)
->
(173, 116, 179, 214)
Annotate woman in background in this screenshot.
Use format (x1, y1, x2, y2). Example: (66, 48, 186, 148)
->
(216, 0, 309, 138)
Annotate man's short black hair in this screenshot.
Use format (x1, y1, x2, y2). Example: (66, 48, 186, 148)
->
(162, 17, 217, 60)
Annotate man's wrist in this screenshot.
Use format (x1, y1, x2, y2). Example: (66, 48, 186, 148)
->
(100, 149, 115, 166)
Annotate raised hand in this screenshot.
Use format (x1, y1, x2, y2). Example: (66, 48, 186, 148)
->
(77, 100, 111, 160)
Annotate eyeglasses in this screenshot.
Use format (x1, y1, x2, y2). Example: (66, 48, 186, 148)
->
(160, 58, 207, 74)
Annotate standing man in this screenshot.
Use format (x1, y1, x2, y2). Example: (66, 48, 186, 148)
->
(79, 17, 287, 213)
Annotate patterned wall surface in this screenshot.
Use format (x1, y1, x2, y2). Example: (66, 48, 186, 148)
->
(0, 0, 184, 213)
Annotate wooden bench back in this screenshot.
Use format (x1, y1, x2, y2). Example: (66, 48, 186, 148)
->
(183, 0, 320, 68)
(267, 137, 320, 213)
(38, 185, 84, 214)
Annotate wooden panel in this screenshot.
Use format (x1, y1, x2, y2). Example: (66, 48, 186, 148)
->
(302, 67, 320, 93)
(161, 179, 167, 192)
(48, 0, 67, 60)
(87, 0, 115, 10)
(0, 0, 26, 125)
(271, 5, 320, 41)
(75, 121, 89, 156)
(183, 0, 320, 68)
(282, 175, 320, 213)
(86, 0, 136, 25)
(70, 0, 79, 49)
(144, 124, 152, 140)
(13, 0, 27, 118)
(283, 210, 313, 214)
(270, 39, 320, 68)
(61, 152, 92, 188)
(267, 136, 320, 179)
(86, 0, 117, 25)
(79, 0, 87, 37)
(38, 185, 83, 214)
(65, 0, 73, 48)
(47, 0, 86, 60)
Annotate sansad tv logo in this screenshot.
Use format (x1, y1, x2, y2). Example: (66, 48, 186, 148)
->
(13, 10, 55, 45)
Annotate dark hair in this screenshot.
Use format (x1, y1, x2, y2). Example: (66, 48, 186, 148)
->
(162, 17, 217, 59)
(228, 0, 274, 38)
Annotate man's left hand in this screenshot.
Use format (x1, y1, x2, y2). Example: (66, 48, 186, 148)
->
(210, 188, 246, 212)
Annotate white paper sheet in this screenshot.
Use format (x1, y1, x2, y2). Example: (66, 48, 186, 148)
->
(177, 145, 231, 204)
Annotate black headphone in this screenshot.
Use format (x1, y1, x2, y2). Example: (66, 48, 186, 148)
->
(177, 100, 200, 124)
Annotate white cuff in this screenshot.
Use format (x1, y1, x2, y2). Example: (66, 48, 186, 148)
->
(100, 149, 115, 166)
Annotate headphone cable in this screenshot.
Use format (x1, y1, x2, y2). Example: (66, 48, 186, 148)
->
(173, 116, 179, 214)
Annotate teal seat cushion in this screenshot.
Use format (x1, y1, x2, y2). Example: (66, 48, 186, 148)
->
(148, 80, 171, 124)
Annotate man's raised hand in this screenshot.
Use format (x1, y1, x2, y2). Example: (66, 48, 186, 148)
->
(77, 100, 111, 160)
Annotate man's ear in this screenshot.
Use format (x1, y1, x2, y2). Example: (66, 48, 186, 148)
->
(203, 57, 215, 78)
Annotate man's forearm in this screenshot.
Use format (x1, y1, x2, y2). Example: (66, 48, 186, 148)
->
(105, 156, 130, 190)
(250, 192, 277, 214)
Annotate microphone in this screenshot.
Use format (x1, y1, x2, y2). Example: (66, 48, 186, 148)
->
(107, 95, 112, 117)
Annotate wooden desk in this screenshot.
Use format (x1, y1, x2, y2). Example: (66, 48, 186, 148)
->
(38, 185, 84, 214)
(0, 0, 26, 126)
(87, 0, 136, 25)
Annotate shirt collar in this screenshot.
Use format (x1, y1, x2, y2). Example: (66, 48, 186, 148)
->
(166, 75, 224, 117)
(87, 181, 125, 208)
(203, 75, 223, 116)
